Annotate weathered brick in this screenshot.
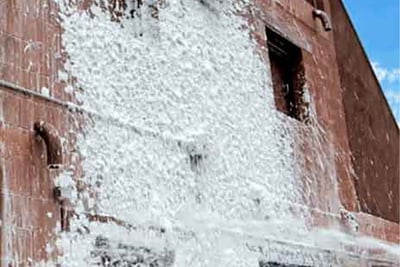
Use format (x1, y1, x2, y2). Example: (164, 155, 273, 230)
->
(21, 40, 41, 73)
(2, 63, 22, 86)
(0, 63, 6, 81)
(5, 4, 24, 37)
(40, 47, 52, 77)
(52, 81, 66, 102)
(0, 33, 6, 64)
(4, 34, 17, 67)
(9, 227, 33, 266)
(33, 102, 48, 123)
(3, 92, 20, 126)
(0, 0, 398, 265)
(23, 14, 39, 42)
(0, 130, 5, 159)
(38, 75, 50, 93)
(19, 97, 35, 130)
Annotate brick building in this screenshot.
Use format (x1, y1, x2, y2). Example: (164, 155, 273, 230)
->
(0, 0, 399, 266)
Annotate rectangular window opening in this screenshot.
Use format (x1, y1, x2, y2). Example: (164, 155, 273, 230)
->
(266, 27, 306, 121)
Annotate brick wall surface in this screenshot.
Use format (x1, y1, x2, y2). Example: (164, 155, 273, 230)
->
(0, 0, 398, 266)
(329, 0, 400, 224)
(0, 0, 80, 265)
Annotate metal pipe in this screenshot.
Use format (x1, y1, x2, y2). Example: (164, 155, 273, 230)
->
(34, 121, 63, 168)
(0, 79, 70, 108)
(313, 9, 332, 31)
(0, 79, 168, 141)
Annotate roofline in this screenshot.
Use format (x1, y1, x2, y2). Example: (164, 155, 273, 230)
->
(334, 0, 399, 128)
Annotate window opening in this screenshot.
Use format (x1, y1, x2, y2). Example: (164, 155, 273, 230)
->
(266, 28, 306, 121)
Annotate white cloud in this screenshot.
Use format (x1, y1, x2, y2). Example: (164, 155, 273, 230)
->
(382, 88, 400, 124)
(386, 91, 400, 104)
(371, 61, 400, 122)
(371, 62, 400, 83)
(384, 89, 400, 104)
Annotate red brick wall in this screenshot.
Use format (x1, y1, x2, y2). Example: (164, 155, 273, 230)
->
(252, 0, 399, 244)
(0, 89, 70, 264)
(0, 0, 77, 265)
(253, 0, 359, 213)
(0, 0, 398, 265)
(0, 0, 71, 101)
(329, 0, 400, 223)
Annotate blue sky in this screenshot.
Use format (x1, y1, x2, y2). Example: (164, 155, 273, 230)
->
(343, 0, 400, 123)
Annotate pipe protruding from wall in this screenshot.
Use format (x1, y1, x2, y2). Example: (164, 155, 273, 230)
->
(34, 121, 63, 168)
(313, 9, 332, 31)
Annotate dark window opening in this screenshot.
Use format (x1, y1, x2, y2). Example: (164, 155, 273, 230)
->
(305, 0, 325, 10)
(34, 121, 63, 169)
(266, 27, 306, 121)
